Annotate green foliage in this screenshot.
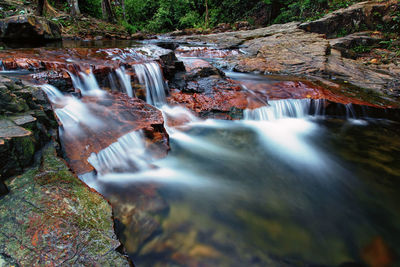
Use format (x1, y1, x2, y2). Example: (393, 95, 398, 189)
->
(80, 0, 103, 19)
(351, 45, 373, 54)
(74, 0, 373, 33)
(274, 0, 362, 24)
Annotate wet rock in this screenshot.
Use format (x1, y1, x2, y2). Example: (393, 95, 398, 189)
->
(59, 92, 169, 175)
(0, 76, 55, 179)
(362, 237, 394, 267)
(168, 77, 264, 118)
(299, 0, 400, 38)
(0, 143, 131, 266)
(134, 45, 185, 79)
(180, 58, 223, 80)
(0, 15, 61, 44)
(105, 185, 169, 254)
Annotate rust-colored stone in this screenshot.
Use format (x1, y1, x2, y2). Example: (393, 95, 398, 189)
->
(58, 92, 169, 175)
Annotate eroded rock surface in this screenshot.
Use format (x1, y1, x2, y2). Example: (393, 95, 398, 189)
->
(169, 58, 265, 119)
(0, 76, 56, 182)
(170, 1, 400, 100)
(0, 144, 131, 266)
(299, 0, 400, 38)
(0, 15, 61, 43)
(58, 92, 169, 175)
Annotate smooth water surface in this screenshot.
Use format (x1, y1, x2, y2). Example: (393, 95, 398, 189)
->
(91, 116, 400, 267)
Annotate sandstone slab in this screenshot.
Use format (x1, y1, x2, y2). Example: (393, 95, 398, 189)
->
(0, 144, 131, 266)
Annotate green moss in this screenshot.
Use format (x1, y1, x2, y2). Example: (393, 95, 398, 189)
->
(0, 143, 130, 266)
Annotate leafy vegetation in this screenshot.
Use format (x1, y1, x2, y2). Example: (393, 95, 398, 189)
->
(74, 0, 369, 33)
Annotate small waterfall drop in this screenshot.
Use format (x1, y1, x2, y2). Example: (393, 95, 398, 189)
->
(69, 70, 105, 96)
(244, 99, 324, 121)
(116, 66, 134, 97)
(134, 62, 168, 107)
(87, 131, 151, 175)
(42, 84, 104, 133)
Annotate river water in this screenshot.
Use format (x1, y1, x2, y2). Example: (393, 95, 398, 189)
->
(2, 41, 400, 266)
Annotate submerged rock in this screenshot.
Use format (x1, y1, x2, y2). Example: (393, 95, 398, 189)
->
(0, 15, 61, 44)
(0, 144, 131, 266)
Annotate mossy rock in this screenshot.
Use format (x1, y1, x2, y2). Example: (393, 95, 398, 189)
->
(0, 143, 131, 266)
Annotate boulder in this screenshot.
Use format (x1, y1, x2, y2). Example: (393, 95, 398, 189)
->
(168, 77, 264, 119)
(299, 0, 400, 38)
(0, 76, 56, 180)
(0, 144, 131, 266)
(235, 30, 330, 75)
(0, 15, 61, 44)
(233, 21, 253, 31)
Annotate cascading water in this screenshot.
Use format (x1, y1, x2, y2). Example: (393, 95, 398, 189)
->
(115, 66, 134, 97)
(42, 84, 104, 134)
(244, 99, 324, 120)
(88, 131, 151, 175)
(36, 46, 400, 267)
(69, 69, 105, 96)
(134, 62, 168, 107)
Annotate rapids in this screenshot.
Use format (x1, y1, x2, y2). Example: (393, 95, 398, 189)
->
(2, 42, 400, 267)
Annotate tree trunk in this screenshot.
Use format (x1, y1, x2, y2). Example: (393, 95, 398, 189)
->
(205, 0, 209, 28)
(120, 0, 126, 21)
(67, 0, 81, 16)
(36, 0, 45, 15)
(36, 0, 58, 16)
(102, 0, 115, 23)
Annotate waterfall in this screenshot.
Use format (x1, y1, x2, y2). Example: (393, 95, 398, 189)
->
(244, 99, 324, 121)
(115, 66, 134, 97)
(345, 103, 356, 119)
(42, 84, 64, 104)
(42, 84, 103, 133)
(69, 70, 105, 97)
(134, 62, 168, 107)
(87, 131, 151, 175)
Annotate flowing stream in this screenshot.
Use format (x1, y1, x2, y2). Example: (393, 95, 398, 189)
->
(6, 43, 400, 266)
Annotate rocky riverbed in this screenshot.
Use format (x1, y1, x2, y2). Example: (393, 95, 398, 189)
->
(0, 0, 399, 265)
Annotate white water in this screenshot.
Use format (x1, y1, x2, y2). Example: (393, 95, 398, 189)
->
(41, 59, 351, 186)
(88, 131, 151, 174)
(69, 69, 105, 97)
(244, 99, 324, 121)
(42, 84, 104, 134)
(134, 62, 168, 107)
(116, 66, 134, 97)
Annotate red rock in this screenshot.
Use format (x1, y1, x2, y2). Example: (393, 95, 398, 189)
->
(57, 92, 169, 175)
(362, 237, 394, 267)
(168, 77, 264, 117)
(236, 79, 395, 108)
